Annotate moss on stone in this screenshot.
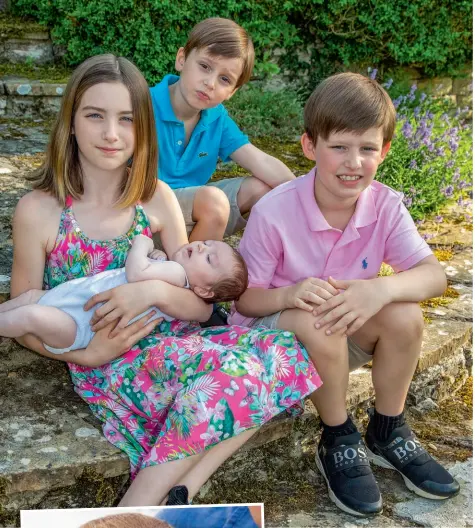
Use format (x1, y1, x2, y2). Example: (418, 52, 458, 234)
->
(65, 466, 127, 508)
(0, 63, 71, 83)
(0, 13, 47, 40)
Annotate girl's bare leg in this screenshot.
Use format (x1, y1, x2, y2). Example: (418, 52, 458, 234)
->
(176, 428, 257, 502)
(119, 454, 204, 506)
(119, 428, 257, 507)
(0, 304, 76, 349)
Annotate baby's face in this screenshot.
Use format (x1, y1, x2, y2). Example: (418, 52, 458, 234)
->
(172, 240, 235, 291)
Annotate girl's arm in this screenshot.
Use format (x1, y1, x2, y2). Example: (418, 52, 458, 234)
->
(10, 192, 87, 362)
(145, 182, 211, 319)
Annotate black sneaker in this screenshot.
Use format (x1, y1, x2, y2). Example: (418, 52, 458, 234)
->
(316, 431, 383, 517)
(365, 419, 460, 500)
(166, 485, 189, 505)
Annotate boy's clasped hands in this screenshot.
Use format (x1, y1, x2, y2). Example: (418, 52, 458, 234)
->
(287, 276, 390, 336)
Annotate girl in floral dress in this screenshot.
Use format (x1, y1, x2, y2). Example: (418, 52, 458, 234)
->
(10, 54, 322, 506)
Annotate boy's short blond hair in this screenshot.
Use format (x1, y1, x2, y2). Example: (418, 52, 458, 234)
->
(183, 17, 254, 88)
(304, 72, 396, 146)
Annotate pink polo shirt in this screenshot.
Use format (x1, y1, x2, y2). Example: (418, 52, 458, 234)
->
(230, 168, 433, 327)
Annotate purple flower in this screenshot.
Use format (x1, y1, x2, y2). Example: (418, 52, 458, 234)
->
(448, 138, 459, 153)
(414, 106, 421, 117)
(403, 196, 413, 207)
(442, 185, 454, 197)
(409, 159, 418, 169)
(393, 95, 403, 109)
(410, 83, 417, 94)
(457, 180, 468, 190)
(452, 168, 461, 181)
(435, 215, 443, 223)
(457, 196, 464, 206)
(383, 78, 394, 89)
(445, 160, 455, 169)
(435, 147, 445, 157)
(420, 92, 427, 102)
(408, 93, 416, 102)
(369, 68, 378, 80)
(402, 120, 413, 138)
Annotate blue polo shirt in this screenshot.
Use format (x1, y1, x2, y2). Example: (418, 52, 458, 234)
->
(150, 74, 249, 189)
(156, 506, 258, 527)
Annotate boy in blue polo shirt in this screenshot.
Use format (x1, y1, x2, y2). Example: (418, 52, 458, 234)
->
(150, 17, 295, 242)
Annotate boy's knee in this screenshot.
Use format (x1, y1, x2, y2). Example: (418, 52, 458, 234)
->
(382, 302, 424, 338)
(244, 177, 272, 206)
(282, 309, 347, 361)
(193, 186, 230, 225)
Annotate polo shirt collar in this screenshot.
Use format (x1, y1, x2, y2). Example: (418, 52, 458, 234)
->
(296, 168, 377, 232)
(154, 74, 221, 128)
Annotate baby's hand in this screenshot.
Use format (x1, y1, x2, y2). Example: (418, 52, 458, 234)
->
(132, 233, 154, 250)
(149, 249, 168, 261)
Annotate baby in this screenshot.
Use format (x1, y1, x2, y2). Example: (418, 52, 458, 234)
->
(0, 234, 248, 354)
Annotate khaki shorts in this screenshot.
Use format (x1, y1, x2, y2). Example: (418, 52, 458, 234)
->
(173, 177, 248, 238)
(250, 311, 373, 372)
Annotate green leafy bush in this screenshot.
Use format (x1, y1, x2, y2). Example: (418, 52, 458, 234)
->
(226, 84, 303, 139)
(11, 0, 472, 90)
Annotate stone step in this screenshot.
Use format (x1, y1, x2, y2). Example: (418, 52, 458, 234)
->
(0, 14, 54, 65)
(0, 312, 471, 525)
(0, 77, 66, 117)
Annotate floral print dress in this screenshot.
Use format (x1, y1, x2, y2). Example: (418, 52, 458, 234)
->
(44, 196, 322, 477)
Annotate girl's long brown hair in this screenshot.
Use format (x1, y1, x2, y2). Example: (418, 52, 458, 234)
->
(31, 54, 158, 207)
(80, 513, 171, 528)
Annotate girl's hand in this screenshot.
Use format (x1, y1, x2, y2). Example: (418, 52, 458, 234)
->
(84, 281, 156, 336)
(84, 313, 161, 367)
(313, 277, 390, 336)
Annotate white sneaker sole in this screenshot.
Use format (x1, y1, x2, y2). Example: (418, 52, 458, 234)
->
(366, 446, 452, 500)
(315, 453, 381, 517)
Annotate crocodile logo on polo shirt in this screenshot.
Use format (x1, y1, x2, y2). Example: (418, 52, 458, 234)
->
(198, 152, 208, 158)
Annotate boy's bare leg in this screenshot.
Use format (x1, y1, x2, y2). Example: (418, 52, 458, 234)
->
(350, 302, 423, 414)
(277, 308, 349, 426)
(0, 304, 76, 350)
(189, 187, 230, 242)
(236, 177, 271, 215)
(0, 289, 45, 312)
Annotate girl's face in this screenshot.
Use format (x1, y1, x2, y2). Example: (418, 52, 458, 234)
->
(73, 82, 135, 174)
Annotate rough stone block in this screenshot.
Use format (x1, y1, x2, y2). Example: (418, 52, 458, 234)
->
(4, 40, 53, 65)
(0, 96, 6, 116)
(453, 77, 473, 96)
(440, 248, 473, 285)
(7, 95, 62, 118)
(417, 77, 453, 96)
(4, 80, 66, 97)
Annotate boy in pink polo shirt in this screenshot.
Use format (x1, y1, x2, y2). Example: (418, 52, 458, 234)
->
(232, 73, 459, 517)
